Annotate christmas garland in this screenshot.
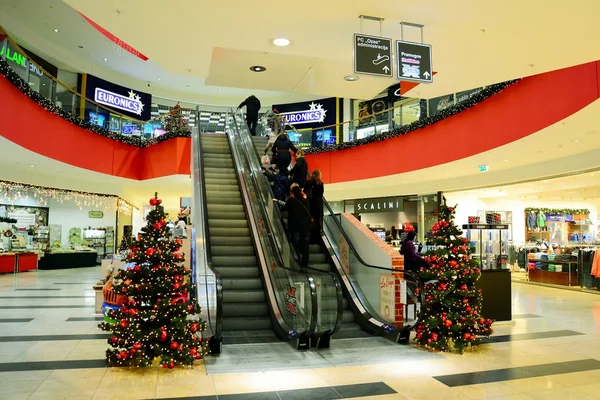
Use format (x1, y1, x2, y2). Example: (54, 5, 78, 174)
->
(304, 79, 519, 155)
(0, 58, 190, 148)
(0, 217, 17, 224)
(524, 207, 590, 215)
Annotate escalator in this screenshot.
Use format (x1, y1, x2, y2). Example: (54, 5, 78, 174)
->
(249, 128, 422, 344)
(192, 109, 344, 353)
(252, 136, 371, 339)
(200, 134, 275, 344)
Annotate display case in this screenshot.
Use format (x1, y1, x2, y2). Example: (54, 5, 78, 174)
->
(462, 224, 510, 270)
(34, 228, 50, 251)
(83, 229, 107, 264)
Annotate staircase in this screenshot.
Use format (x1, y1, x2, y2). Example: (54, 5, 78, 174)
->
(250, 136, 369, 340)
(201, 134, 278, 344)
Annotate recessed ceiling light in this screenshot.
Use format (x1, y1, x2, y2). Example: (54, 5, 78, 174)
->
(157, 78, 161, 81)
(574, 139, 580, 142)
(29, 165, 34, 168)
(344, 75, 359, 81)
(272, 38, 290, 47)
(103, 58, 108, 61)
(53, 29, 59, 33)
(250, 66, 266, 72)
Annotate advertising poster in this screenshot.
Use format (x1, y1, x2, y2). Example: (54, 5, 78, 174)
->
(1, 205, 49, 229)
(339, 233, 350, 276)
(379, 274, 395, 322)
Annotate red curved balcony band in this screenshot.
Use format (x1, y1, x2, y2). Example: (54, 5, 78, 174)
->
(0, 61, 599, 183)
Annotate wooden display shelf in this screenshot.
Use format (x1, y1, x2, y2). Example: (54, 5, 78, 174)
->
(528, 269, 578, 286)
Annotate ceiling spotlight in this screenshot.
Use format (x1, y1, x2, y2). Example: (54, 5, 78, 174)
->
(273, 38, 290, 47)
(344, 75, 359, 81)
(29, 165, 34, 168)
(157, 77, 161, 81)
(103, 58, 108, 61)
(53, 29, 59, 33)
(574, 139, 580, 142)
(250, 66, 266, 72)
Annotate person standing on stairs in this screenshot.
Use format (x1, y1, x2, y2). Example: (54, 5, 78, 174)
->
(271, 132, 297, 173)
(289, 149, 308, 188)
(306, 169, 324, 243)
(237, 95, 261, 136)
(401, 231, 428, 272)
(274, 184, 313, 267)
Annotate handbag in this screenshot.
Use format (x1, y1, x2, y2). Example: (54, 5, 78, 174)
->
(261, 155, 271, 165)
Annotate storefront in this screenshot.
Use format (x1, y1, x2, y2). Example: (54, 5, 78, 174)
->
(446, 173, 600, 292)
(338, 193, 441, 252)
(272, 97, 341, 147)
(0, 182, 137, 273)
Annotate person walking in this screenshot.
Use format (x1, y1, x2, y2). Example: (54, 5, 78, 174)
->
(401, 230, 428, 272)
(237, 95, 261, 136)
(306, 169, 324, 242)
(271, 132, 297, 173)
(289, 149, 308, 188)
(274, 184, 313, 267)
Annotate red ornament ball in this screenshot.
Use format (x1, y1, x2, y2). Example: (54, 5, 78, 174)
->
(120, 319, 128, 329)
(444, 319, 453, 327)
(150, 198, 158, 206)
(168, 362, 174, 369)
(145, 248, 155, 256)
(464, 332, 471, 340)
(153, 222, 162, 230)
(134, 265, 141, 272)
(170, 341, 179, 350)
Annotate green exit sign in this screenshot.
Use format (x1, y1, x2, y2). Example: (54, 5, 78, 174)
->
(478, 165, 489, 172)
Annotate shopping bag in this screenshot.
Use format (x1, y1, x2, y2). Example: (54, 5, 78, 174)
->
(261, 155, 271, 165)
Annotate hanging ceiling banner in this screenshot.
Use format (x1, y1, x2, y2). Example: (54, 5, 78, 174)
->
(80, 13, 149, 61)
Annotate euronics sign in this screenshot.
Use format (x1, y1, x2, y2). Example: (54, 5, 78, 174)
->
(94, 88, 145, 116)
(279, 102, 327, 125)
(0, 44, 44, 76)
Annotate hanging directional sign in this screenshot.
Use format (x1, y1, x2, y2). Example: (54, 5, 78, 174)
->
(396, 40, 433, 83)
(354, 34, 393, 77)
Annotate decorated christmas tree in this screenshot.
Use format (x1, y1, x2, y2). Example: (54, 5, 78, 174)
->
(100, 193, 207, 367)
(415, 204, 494, 353)
(163, 103, 191, 137)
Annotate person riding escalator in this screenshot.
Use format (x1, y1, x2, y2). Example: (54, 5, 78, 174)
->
(272, 132, 297, 173)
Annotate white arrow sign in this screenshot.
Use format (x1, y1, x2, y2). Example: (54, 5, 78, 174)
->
(383, 66, 390, 73)
(423, 71, 431, 78)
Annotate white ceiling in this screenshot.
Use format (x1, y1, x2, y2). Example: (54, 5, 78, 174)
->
(3, 0, 600, 103)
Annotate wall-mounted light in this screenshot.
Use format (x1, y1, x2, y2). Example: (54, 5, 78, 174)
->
(250, 66, 266, 72)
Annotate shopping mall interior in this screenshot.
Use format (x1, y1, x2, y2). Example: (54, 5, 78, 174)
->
(2, 1, 600, 399)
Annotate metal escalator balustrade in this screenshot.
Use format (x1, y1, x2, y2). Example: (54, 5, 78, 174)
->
(228, 109, 343, 348)
(190, 127, 223, 354)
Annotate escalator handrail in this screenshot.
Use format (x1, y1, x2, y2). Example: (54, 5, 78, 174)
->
(226, 111, 319, 339)
(192, 117, 223, 343)
(244, 118, 344, 335)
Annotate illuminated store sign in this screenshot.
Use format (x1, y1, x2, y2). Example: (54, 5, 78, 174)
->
(0, 45, 44, 76)
(94, 88, 144, 116)
(355, 197, 404, 213)
(280, 102, 327, 125)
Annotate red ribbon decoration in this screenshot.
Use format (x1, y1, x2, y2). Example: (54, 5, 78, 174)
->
(79, 13, 148, 61)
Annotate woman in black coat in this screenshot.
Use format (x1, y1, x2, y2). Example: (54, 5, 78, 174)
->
(271, 133, 297, 173)
(289, 150, 308, 187)
(306, 169, 324, 242)
(275, 185, 312, 267)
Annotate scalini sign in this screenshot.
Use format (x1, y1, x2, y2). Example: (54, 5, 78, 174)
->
(355, 197, 404, 213)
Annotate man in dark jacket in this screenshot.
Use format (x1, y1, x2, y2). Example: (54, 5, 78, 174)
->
(238, 95, 261, 136)
(272, 133, 297, 173)
(275, 185, 312, 267)
(289, 150, 308, 188)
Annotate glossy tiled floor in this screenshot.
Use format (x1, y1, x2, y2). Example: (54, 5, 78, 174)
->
(3, 267, 600, 399)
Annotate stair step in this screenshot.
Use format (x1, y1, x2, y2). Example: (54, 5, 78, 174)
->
(207, 204, 244, 213)
(223, 317, 272, 331)
(205, 184, 240, 192)
(214, 266, 260, 278)
(212, 245, 254, 256)
(221, 278, 263, 290)
(223, 290, 266, 303)
(205, 178, 238, 186)
(223, 302, 268, 317)
(309, 253, 327, 263)
(342, 310, 355, 323)
(308, 263, 330, 272)
(204, 167, 236, 175)
(210, 236, 252, 246)
(207, 211, 247, 220)
(212, 255, 257, 267)
(209, 227, 250, 237)
(208, 219, 248, 229)
(207, 197, 242, 206)
(206, 191, 241, 199)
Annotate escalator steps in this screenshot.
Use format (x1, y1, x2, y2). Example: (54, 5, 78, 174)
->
(201, 134, 275, 339)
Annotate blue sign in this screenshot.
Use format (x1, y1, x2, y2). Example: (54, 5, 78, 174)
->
(85, 74, 152, 121)
(121, 124, 137, 135)
(545, 214, 574, 222)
